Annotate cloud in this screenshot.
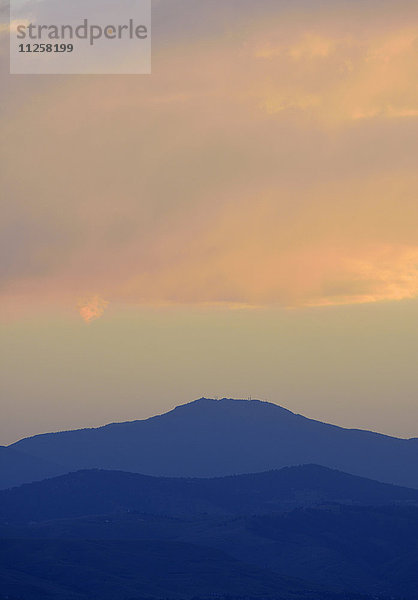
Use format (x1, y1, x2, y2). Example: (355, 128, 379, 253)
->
(1, 0, 418, 315)
(78, 296, 109, 323)
(253, 26, 418, 123)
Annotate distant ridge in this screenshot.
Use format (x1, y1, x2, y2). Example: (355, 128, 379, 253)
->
(4, 398, 418, 489)
(1, 465, 418, 524)
(0, 446, 67, 490)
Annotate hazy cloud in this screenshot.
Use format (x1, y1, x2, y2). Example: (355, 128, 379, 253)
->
(1, 0, 418, 314)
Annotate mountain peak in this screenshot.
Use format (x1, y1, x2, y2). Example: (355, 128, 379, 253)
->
(169, 397, 298, 417)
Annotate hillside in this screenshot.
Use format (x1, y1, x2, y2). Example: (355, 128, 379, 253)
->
(0, 537, 336, 600)
(1, 475, 418, 598)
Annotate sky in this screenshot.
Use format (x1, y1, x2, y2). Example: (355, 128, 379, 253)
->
(1, 0, 418, 444)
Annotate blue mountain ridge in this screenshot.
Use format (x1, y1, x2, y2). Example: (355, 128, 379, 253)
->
(4, 398, 418, 489)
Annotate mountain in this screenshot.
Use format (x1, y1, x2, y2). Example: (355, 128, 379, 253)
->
(1, 467, 415, 600)
(6, 398, 418, 489)
(1, 465, 418, 524)
(1, 467, 417, 599)
(0, 445, 67, 490)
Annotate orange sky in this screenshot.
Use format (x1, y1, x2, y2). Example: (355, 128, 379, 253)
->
(1, 0, 418, 314)
(1, 0, 418, 442)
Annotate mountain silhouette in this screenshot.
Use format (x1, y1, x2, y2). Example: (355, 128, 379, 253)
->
(5, 398, 418, 489)
(1, 465, 418, 524)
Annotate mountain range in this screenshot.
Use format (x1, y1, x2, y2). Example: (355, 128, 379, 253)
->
(2, 398, 418, 599)
(3, 398, 418, 490)
(1, 466, 418, 599)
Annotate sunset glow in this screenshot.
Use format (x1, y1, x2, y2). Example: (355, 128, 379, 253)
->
(1, 0, 418, 443)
